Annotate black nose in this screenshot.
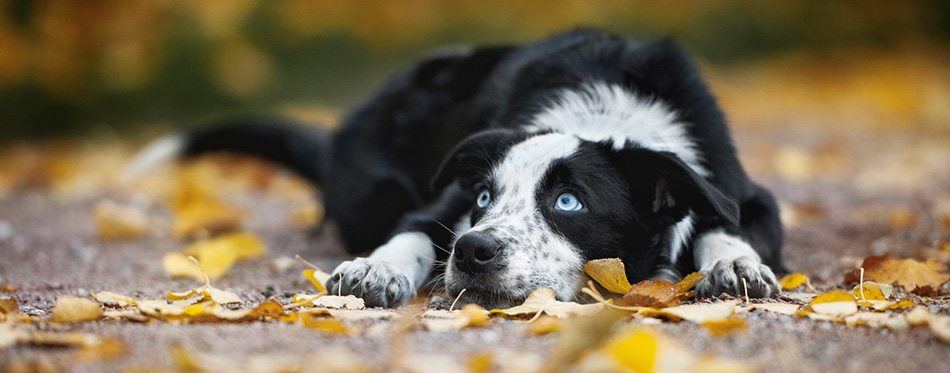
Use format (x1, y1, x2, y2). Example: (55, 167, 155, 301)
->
(453, 233, 502, 274)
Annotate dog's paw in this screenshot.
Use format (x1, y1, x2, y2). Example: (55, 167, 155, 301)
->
(696, 256, 779, 298)
(325, 258, 415, 308)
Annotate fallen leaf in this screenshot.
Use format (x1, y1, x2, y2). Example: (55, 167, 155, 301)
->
(299, 312, 351, 334)
(675, 272, 706, 296)
(77, 337, 126, 362)
(844, 312, 909, 332)
(750, 303, 800, 315)
(778, 273, 815, 291)
(93, 199, 151, 240)
(844, 254, 950, 295)
(1, 297, 18, 315)
(288, 200, 324, 228)
(887, 208, 918, 229)
(811, 290, 855, 304)
(165, 232, 266, 281)
(702, 317, 747, 336)
(170, 169, 244, 238)
(0, 284, 16, 292)
(50, 296, 104, 323)
(527, 316, 562, 334)
(852, 281, 889, 301)
(303, 269, 330, 292)
(309, 295, 364, 310)
(904, 307, 950, 343)
(809, 301, 858, 317)
(583, 258, 632, 294)
(660, 300, 740, 323)
(606, 330, 657, 372)
(621, 280, 681, 308)
(492, 288, 605, 319)
(91, 291, 136, 308)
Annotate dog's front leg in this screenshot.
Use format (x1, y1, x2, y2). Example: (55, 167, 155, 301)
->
(326, 232, 435, 308)
(693, 229, 779, 298)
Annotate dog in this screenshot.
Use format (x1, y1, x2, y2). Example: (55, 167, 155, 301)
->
(127, 29, 785, 308)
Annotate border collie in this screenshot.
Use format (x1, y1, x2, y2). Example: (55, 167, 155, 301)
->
(127, 30, 785, 308)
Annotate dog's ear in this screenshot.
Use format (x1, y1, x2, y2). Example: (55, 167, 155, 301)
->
(607, 145, 739, 228)
(430, 129, 530, 191)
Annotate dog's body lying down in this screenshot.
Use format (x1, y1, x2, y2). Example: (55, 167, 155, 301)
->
(129, 30, 785, 308)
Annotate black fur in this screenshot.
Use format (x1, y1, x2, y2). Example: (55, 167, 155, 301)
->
(172, 29, 785, 306)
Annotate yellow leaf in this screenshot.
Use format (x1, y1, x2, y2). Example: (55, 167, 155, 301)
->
(93, 199, 150, 240)
(675, 272, 706, 294)
(77, 337, 126, 362)
(493, 287, 604, 319)
(845, 254, 950, 295)
(302, 269, 328, 291)
(165, 232, 266, 281)
(852, 282, 888, 301)
(583, 258, 633, 294)
(0, 297, 18, 315)
(50, 296, 104, 323)
(300, 312, 350, 334)
(811, 290, 855, 304)
(606, 330, 657, 373)
(163, 252, 209, 282)
(91, 291, 136, 308)
(886, 299, 915, 311)
(702, 317, 747, 336)
(660, 300, 740, 323)
(778, 273, 810, 290)
(288, 200, 324, 228)
(527, 316, 562, 334)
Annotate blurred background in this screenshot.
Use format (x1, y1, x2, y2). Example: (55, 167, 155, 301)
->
(0, 0, 948, 141)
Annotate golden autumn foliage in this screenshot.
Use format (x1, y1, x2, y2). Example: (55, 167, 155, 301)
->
(845, 254, 950, 295)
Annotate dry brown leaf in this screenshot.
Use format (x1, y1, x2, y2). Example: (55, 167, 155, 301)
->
(621, 280, 681, 308)
(583, 258, 633, 294)
(0, 284, 16, 292)
(844, 254, 950, 295)
(702, 317, 747, 336)
(50, 296, 104, 323)
(93, 199, 151, 240)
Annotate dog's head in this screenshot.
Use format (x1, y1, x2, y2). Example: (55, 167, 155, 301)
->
(431, 129, 738, 308)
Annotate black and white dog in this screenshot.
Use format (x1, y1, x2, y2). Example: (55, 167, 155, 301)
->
(128, 30, 785, 308)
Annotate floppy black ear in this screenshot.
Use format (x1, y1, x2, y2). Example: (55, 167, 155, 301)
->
(430, 129, 530, 191)
(608, 145, 739, 228)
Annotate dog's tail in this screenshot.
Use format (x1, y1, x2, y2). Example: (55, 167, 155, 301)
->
(122, 117, 330, 184)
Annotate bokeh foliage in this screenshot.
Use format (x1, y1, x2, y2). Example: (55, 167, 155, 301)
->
(0, 0, 947, 140)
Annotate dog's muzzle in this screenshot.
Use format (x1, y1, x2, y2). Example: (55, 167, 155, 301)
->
(453, 232, 504, 274)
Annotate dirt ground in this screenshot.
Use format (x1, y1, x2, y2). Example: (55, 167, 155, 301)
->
(2, 126, 950, 372)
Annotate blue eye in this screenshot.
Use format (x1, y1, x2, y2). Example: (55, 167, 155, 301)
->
(555, 193, 583, 211)
(476, 189, 491, 208)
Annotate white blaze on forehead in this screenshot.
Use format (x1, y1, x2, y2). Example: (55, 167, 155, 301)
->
(490, 133, 581, 204)
(527, 82, 708, 177)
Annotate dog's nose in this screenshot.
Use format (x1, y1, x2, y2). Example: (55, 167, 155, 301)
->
(453, 233, 502, 273)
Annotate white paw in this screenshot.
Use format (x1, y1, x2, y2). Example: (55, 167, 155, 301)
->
(696, 256, 779, 298)
(325, 258, 415, 308)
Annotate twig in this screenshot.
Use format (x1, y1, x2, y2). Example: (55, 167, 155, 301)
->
(295, 254, 320, 270)
(742, 278, 750, 303)
(859, 267, 865, 301)
(449, 289, 467, 312)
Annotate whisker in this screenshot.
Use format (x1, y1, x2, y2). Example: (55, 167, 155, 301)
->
(427, 240, 452, 256)
(433, 219, 460, 238)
